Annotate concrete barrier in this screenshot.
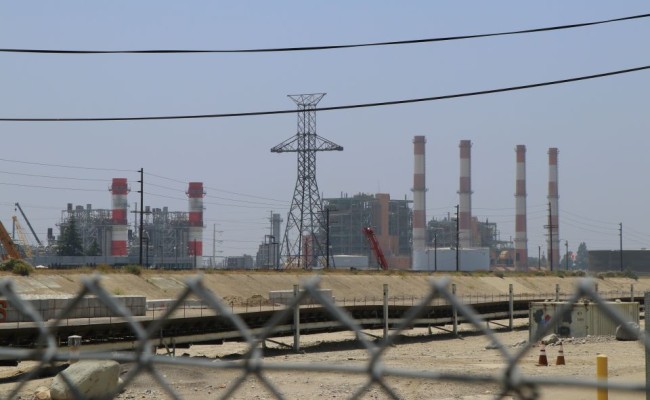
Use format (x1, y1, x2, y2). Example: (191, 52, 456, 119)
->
(269, 289, 334, 306)
(0, 295, 146, 323)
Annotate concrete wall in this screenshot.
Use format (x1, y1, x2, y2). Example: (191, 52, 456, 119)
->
(0, 295, 146, 323)
(588, 250, 650, 273)
(269, 289, 334, 305)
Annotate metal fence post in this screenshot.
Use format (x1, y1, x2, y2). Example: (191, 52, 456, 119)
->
(508, 284, 514, 330)
(383, 284, 388, 339)
(68, 335, 81, 364)
(643, 292, 650, 400)
(555, 284, 560, 302)
(595, 283, 599, 295)
(631, 284, 634, 302)
(452, 284, 458, 335)
(597, 354, 608, 400)
(293, 284, 300, 353)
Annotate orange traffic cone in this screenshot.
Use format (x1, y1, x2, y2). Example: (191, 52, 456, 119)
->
(556, 342, 566, 365)
(537, 343, 549, 366)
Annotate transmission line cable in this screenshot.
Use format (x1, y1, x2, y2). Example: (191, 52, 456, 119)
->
(0, 182, 105, 192)
(0, 157, 134, 172)
(0, 169, 110, 182)
(1, 12, 648, 54)
(3, 65, 648, 122)
(145, 171, 286, 203)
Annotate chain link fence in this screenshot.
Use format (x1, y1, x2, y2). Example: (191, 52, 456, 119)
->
(0, 275, 646, 399)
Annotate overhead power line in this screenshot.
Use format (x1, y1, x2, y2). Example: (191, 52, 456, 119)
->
(0, 157, 135, 172)
(2, 64, 649, 122)
(1, 13, 648, 54)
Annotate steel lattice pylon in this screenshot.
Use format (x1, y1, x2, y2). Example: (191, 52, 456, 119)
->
(271, 93, 343, 269)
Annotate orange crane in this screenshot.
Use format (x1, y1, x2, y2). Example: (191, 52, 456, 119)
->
(0, 220, 22, 260)
(362, 227, 388, 270)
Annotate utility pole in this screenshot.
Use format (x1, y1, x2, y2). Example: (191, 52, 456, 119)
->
(455, 204, 460, 272)
(434, 232, 438, 272)
(619, 222, 623, 271)
(565, 240, 569, 270)
(325, 206, 331, 268)
(538, 245, 541, 269)
(138, 168, 144, 266)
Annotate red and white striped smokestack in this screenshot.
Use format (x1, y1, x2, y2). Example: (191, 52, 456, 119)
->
(458, 140, 472, 248)
(187, 182, 205, 257)
(514, 145, 528, 269)
(547, 148, 560, 269)
(412, 136, 427, 269)
(110, 178, 128, 256)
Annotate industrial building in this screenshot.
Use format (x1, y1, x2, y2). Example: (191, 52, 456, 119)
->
(255, 213, 282, 269)
(31, 178, 204, 268)
(324, 193, 411, 269)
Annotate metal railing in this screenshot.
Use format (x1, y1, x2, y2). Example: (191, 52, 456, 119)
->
(0, 275, 645, 399)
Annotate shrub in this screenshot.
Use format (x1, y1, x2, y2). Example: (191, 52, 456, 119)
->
(96, 264, 113, 274)
(623, 268, 639, 281)
(124, 264, 142, 276)
(494, 271, 505, 279)
(0, 259, 34, 276)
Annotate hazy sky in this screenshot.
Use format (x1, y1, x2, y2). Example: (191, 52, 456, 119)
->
(1, 2, 649, 260)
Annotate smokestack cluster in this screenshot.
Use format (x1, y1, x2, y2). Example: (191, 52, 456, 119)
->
(547, 148, 560, 269)
(110, 178, 129, 256)
(412, 136, 427, 268)
(458, 140, 472, 248)
(514, 145, 528, 269)
(187, 182, 205, 256)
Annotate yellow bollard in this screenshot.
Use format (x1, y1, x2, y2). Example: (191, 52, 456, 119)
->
(596, 354, 608, 400)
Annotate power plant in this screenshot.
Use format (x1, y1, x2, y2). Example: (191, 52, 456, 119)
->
(11, 179, 206, 268)
(0, 133, 564, 272)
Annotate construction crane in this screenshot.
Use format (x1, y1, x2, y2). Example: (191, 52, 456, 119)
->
(0, 220, 22, 260)
(12, 216, 32, 258)
(14, 203, 42, 246)
(362, 227, 389, 270)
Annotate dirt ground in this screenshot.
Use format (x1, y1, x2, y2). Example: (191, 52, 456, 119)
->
(1, 322, 646, 400)
(0, 271, 647, 399)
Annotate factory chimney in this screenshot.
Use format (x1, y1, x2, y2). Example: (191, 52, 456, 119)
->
(187, 182, 205, 258)
(412, 136, 427, 269)
(458, 140, 472, 248)
(110, 178, 129, 256)
(547, 148, 560, 269)
(514, 145, 528, 269)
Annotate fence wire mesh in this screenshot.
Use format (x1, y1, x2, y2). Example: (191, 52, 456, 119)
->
(0, 275, 645, 400)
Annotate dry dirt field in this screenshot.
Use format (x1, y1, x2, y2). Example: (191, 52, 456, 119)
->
(1, 323, 646, 400)
(0, 271, 647, 399)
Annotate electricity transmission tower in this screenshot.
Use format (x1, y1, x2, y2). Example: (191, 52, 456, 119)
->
(271, 93, 343, 269)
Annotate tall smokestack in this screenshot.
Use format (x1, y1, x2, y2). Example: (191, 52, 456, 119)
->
(187, 182, 205, 257)
(412, 136, 426, 269)
(110, 178, 128, 256)
(547, 148, 560, 269)
(514, 145, 528, 269)
(458, 140, 472, 248)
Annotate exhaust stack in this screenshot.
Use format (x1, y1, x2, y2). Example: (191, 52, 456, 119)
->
(412, 136, 427, 269)
(187, 182, 205, 257)
(547, 148, 560, 269)
(458, 140, 472, 248)
(514, 145, 528, 269)
(110, 178, 128, 256)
